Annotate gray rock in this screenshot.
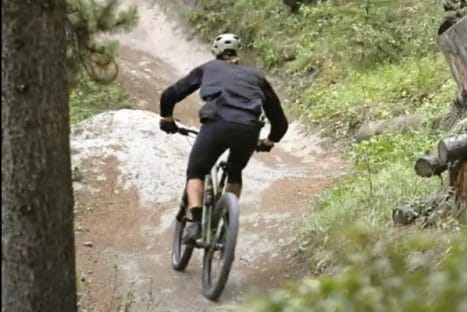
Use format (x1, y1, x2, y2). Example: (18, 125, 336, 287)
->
(355, 114, 424, 142)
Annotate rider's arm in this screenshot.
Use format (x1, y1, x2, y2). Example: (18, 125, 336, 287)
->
(262, 78, 288, 142)
(160, 66, 204, 117)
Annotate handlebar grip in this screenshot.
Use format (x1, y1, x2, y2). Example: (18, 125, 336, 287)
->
(255, 142, 273, 152)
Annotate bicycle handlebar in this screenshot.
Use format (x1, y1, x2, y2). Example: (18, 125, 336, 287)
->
(177, 127, 199, 136)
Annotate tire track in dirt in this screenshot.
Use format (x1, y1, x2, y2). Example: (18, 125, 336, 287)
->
(73, 1, 348, 311)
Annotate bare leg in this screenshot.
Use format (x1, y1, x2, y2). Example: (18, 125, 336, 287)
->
(186, 178, 204, 209)
(226, 183, 242, 198)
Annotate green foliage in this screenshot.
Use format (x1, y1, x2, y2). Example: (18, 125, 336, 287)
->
(254, 38, 282, 69)
(240, 227, 467, 312)
(69, 74, 130, 124)
(66, 1, 137, 124)
(351, 131, 442, 172)
(188, 0, 442, 73)
(305, 55, 456, 136)
(66, 0, 138, 86)
(301, 128, 449, 252)
(304, 162, 439, 244)
(187, 2, 465, 310)
(187, 0, 455, 135)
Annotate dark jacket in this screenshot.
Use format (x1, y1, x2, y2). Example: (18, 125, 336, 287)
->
(160, 59, 288, 142)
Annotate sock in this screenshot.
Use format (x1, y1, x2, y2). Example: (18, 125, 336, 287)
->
(190, 207, 203, 222)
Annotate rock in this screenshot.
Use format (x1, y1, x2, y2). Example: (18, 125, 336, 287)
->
(355, 114, 424, 142)
(354, 120, 385, 142)
(83, 241, 94, 247)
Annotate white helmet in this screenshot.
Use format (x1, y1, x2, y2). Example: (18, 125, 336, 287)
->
(211, 33, 242, 57)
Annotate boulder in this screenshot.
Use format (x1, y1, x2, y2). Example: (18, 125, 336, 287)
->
(355, 114, 424, 142)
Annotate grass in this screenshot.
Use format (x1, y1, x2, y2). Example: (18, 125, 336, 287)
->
(186, 0, 441, 73)
(69, 74, 131, 124)
(304, 55, 456, 137)
(299, 127, 447, 255)
(305, 163, 439, 243)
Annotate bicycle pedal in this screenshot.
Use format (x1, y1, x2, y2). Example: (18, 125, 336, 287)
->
(189, 241, 201, 249)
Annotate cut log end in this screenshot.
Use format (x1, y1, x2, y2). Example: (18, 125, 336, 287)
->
(438, 134, 467, 163)
(415, 154, 447, 177)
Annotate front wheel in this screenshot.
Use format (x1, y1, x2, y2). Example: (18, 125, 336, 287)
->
(202, 192, 239, 301)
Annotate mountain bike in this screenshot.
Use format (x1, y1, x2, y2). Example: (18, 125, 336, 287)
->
(171, 126, 240, 301)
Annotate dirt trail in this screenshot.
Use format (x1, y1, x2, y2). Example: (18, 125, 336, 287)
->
(72, 1, 347, 311)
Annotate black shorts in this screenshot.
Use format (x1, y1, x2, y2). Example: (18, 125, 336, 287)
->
(186, 120, 260, 184)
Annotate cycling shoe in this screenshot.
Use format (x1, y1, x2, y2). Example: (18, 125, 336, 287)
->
(182, 221, 201, 245)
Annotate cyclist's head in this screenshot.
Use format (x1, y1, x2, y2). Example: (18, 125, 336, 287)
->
(211, 33, 242, 61)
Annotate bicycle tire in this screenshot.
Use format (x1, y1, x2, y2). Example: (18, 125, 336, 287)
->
(172, 218, 194, 271)
(201, 192, 239, 301)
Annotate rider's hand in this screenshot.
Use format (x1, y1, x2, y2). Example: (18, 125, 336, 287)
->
(160, 117, 178, 134)
(255, 138, 275, 152)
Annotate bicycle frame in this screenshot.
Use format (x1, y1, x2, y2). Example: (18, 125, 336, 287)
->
(199, 157, 228, 248)
(176, 126, 229, 249)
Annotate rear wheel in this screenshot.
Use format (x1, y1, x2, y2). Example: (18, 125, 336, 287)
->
(201, 193, 239, 301)
(172, 204, 194, 271)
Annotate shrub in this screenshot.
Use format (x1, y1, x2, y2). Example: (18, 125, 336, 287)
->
(240, 226, 467, 312)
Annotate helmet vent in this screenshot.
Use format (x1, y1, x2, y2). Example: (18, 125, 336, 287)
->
(211, 33, 241, 57)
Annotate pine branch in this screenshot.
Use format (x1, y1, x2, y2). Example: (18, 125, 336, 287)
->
(65, 0, 138, 87)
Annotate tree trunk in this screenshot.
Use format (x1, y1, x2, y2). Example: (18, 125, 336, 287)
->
(414, 154, 448, 177)
(449, 161, 467, 201)
(438, 133, 467, 163)
(2, 1, 77, 311)
(438, 16, 467, 92)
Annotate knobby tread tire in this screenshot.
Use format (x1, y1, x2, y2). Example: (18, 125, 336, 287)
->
(201, 192, 239, 301)
(172, 218, 194, 271)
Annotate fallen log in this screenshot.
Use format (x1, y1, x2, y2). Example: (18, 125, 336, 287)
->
(415, 154, 448, 177)
(438, 134, 467, 163)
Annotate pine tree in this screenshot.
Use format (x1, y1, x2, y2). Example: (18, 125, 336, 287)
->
(66, 0, 138, 88)
(2, 1, 77, 310)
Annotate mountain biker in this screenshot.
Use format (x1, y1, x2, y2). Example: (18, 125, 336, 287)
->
(159, 33, 288, 245)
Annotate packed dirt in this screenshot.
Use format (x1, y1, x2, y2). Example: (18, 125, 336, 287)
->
(72, 1, 347, 311)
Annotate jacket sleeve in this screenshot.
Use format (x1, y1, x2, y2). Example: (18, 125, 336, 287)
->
(262, 78, 288, 142)
(160, 66, 204, 117)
